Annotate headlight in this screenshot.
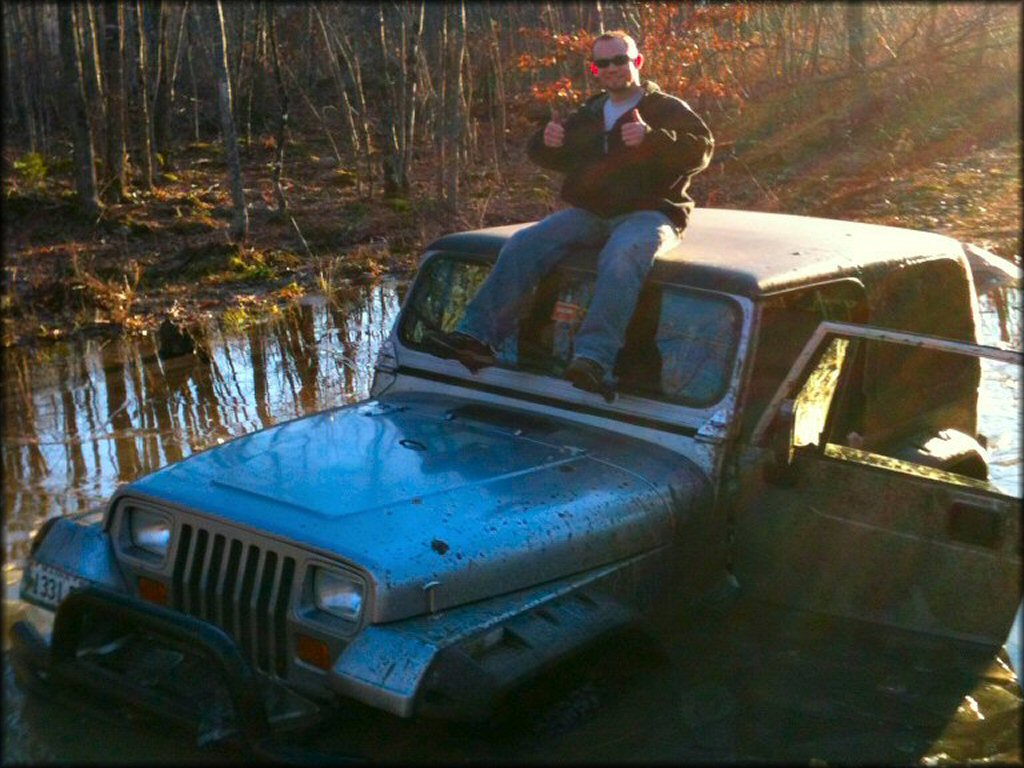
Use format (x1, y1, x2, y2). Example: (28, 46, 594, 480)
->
(313, 568, 364, 621)
(128, 508, 172, 558)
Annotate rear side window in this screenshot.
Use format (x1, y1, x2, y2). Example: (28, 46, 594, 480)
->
(400, 253, 742, 407)
(859, 258, 980, 446)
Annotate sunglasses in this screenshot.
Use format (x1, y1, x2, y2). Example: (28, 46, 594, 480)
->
(592, 54, 636, 69)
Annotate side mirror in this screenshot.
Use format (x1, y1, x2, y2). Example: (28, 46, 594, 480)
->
(763, 400, 799, 487)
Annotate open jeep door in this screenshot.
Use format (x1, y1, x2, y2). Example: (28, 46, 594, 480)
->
(733, 322, 1021, 646)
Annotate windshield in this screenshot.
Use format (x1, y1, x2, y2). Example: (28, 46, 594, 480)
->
(399, 253, 742, 407)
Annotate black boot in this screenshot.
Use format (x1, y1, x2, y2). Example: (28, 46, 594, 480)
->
(565, 357, 616, 403)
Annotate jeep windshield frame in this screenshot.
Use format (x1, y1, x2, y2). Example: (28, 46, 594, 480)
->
(398, 251, 744, 409)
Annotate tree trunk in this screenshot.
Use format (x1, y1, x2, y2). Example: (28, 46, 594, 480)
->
(267, 2, 288, 214)
(3, 9, 21, 142)
(489, 14, 507, 162)
(186, 6, 200, 141)
(28, 4, 51, 154)
(102, 0, 128, 200)
(313, 4, 361, 157)
(11, 5, 39, 152)
(455, 0, 470, 165)
(243, 2, 264, 148)
(134, 1, 154, 188)
(149, 2, 172, 166)
(209, 0, 248, 241)
(400, 2, 425, 191)
(435, 4, 448, 203)
(167, 2, 188, 107)
(58, 2, 101, 216)
(845, 3, 869, 98)
(378, 3, 402, 197)
(80, 0, 107, 160)
(328, 18, 375, 196)
(375, 2, 424, 198)
(442, 1, 466, 218)
(229, 2, 246, 111)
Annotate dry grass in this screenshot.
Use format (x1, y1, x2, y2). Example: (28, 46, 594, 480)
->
(69, 249, 144, 329)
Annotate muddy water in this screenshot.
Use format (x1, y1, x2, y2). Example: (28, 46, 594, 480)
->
(2, 282, 1020, 763)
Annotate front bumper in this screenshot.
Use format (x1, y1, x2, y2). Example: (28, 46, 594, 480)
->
(10, 585, 326, 757)
(20, 514, 658, 726)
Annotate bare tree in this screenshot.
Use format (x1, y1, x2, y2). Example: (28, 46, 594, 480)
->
(435, 1, 466, 218)
(313, 4, 361, 159)
(845, 3, 869, 96)
(488, 14, 507, 164)
(9, 5, 40, 153)
(146, 1, 173, 166)
(57, 2, 101, 215)
(242, 1, 264, 147)
(267, 2, 288, 214)
(102, 0, 128, 200)
(209, 0, 248, 240)
(185, 3, 201, 141)
(133, 1, 155, 189)
(323, 10, 375, 196)
(79, 0, 107, 160)
(167, 3, 189, 116)
(377, 1, 425, 197)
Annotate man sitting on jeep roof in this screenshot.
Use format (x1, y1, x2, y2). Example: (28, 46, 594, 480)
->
(428, 29, 714, 402)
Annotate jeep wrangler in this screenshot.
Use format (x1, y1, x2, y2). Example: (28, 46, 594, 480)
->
(12, 208, 1021, 752)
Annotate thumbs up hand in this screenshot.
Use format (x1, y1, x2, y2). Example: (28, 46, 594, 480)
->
(621, 108, 649, 148)
(543, 108, 566, 148)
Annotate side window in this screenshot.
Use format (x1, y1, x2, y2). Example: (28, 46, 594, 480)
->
(742, 280, 867, 439)
(860, 260, 981, 450)
(641, 289, 741, 405)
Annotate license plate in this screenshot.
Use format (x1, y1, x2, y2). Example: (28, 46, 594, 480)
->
(21, 562, 84, 608)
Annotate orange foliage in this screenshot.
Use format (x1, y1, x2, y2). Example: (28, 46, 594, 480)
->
(513, 5, 752, 117)
(636, 2, 749, 106)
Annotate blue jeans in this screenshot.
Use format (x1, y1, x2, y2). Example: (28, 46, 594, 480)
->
(457, 208, 680, 373)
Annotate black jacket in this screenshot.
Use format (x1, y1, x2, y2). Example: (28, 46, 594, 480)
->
(527, 81, 714, 229)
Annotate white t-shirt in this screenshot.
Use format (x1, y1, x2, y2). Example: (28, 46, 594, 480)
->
(603, 92, 643, 131)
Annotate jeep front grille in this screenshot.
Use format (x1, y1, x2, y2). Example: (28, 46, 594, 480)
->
(171, 523, 296, 677)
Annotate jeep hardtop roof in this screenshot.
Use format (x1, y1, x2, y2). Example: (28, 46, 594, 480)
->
(425, 208, 968, 298)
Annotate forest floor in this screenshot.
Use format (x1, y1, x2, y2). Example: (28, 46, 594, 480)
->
(1, 66, 1019, 348)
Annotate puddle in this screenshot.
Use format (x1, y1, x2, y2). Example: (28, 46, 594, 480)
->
(2, 281, 404, 570)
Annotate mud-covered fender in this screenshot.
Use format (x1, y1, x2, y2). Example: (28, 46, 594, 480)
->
(327, 550, 662, 720)
(28, 517, 129, 594)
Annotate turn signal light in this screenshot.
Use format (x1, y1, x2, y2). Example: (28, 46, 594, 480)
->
(137, 576, 168, 605)
(297, 633, 331, 670)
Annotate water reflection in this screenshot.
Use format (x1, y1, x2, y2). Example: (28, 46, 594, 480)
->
(1, 281, 403, 568)
(977, 289, 1023, 496)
